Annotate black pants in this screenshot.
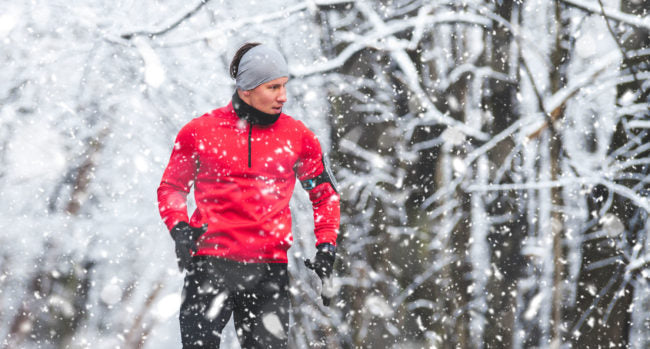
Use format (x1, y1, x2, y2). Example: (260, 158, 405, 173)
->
(180, 256, 290, 349)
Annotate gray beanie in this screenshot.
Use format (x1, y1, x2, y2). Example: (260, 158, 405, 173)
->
(235, 45, 289, 91)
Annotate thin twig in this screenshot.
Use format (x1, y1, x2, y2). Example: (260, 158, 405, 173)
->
(526, 64, 609, 140)
(121, 0, 212, 40)
(519, 48, 557, 136)
(124, 275, 166, 348)
(570, 265, 622, 336)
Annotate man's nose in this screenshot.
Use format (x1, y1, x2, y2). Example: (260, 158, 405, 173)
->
(277, 89, 287, 103)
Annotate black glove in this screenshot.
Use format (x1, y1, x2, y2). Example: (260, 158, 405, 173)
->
(171, 222, 208, 272)
(304, 243, 336, 306)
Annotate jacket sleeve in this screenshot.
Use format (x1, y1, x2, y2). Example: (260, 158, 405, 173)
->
(157, 122, 199, 231)
(295, 127, 340, 247)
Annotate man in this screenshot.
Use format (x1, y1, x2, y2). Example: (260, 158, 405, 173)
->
(157, 43, 340, 348)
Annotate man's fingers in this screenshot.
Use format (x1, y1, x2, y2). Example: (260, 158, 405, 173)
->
(305, 259, 335, 306)
(304, 259, 314, 269)
(176, 250, 192, 272)
(322, 296, 331, 307)
(177, 257, 185, 272)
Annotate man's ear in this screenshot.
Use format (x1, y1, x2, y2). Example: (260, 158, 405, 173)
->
(242, 90, 251, 96)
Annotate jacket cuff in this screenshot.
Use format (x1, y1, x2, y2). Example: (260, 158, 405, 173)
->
(315, 229, 338, 248)
(164, 214, 189, 231)
(316, 242, 337, 255)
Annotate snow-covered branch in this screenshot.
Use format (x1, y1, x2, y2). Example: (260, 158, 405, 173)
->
(561, 0, 650, 30)
(467, 176, 650, 213)
(120, 0, 213, 39)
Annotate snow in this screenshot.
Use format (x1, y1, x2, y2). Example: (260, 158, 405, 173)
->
(205, 292, 228, 321)
(2, 0, 649, 348)
(134, 37, 166, 88)
(524, 292, 544, 321)
(0, 10, 19, 37)
(100, 284, 123, 306)
(562, 0, 650, 30)
(364, 295, 394, 318)
(7, 123, 66, 181)
(262, 313, 287, 339)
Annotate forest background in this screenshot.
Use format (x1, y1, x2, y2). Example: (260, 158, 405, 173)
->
(1, 0, 649, 348)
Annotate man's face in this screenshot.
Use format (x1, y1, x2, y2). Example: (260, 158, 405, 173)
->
(246, 77, 288, 115)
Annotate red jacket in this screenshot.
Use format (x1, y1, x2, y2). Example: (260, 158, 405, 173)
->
(157, 102, 340, 263)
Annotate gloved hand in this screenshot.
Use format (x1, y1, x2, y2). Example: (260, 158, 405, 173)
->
(170, 222, 208, 272)
(304, 243, 336, 306)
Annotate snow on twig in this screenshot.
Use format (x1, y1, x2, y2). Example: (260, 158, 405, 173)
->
(291, 11, 490, 77)
(467, 176, 650, 213)
(597, 0, 648, 98)
(147, 0, 354, 47)
(354, 1, 489, 141)
(120, 0, 213, 39)
(393, 255, 454, 307)
(561, 0, 650, 30)
(420, 115, 537, 210)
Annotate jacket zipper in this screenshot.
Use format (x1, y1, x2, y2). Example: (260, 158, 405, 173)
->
(248, 123, 253, 168)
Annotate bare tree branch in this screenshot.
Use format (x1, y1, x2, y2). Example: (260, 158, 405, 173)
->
(120, 0, 213, 40)
(561, 0, 650, 30)
(466, 176, 650, 213)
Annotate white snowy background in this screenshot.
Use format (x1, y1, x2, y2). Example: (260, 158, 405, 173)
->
(0, 0, 648, 348)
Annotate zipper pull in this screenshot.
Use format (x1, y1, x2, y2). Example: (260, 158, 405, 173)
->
(248, 123, 253, 168)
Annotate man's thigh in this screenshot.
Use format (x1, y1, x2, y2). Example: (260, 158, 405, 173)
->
(233, 264, 290, 348)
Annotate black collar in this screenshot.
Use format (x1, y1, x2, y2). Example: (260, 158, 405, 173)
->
(232, 92, 280, 126)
